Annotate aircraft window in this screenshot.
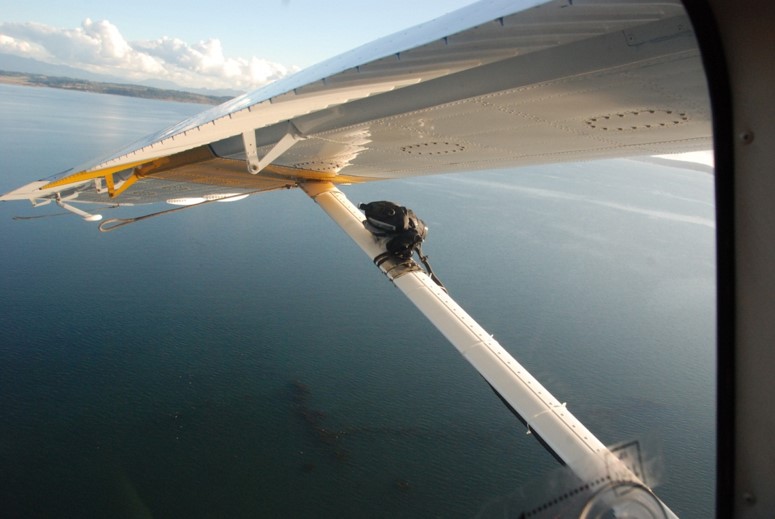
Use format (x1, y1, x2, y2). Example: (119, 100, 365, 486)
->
(0, 1, 716, 517)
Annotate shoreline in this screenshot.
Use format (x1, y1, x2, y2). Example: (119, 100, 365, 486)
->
(0, 70, 235, 105)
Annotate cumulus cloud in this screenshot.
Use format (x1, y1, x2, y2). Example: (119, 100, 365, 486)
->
(0, 19, 296, 92)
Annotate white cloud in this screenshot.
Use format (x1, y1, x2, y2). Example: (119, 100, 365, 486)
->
(0, 34, 32, 54)
(0, 26, 56, 61)
(0, 19, 296, 91)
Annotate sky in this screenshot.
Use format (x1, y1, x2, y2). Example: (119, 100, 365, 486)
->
(0, 0, 477, 91)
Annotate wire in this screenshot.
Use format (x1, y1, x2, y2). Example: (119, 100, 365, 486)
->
(12, 212, 70, 220)
(98, 188, 290, 232)
(416, 243, 446, 292)
(99, 203, 201, 232)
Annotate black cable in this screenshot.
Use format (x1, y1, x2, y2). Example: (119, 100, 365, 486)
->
(416, 243, 446, 292)
(12, 212, 69, 220)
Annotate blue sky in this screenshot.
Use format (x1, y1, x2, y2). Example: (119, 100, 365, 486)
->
(0, 1, 477, 90)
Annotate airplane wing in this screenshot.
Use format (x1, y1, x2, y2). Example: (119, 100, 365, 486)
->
(0, 0, 710, 214)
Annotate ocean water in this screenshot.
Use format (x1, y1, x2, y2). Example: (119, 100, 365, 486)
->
(0, 84, 716, 518)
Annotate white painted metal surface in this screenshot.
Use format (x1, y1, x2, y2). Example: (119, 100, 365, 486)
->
(302, 181, 677, 517)
(55, 200, 103, 221)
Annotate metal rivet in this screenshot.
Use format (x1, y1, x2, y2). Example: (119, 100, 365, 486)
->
(740, 131, 755, 144)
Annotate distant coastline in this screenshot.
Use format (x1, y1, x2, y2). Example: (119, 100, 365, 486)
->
(0, 70, 234, 105)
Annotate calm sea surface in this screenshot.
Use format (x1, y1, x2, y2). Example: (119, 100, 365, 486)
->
(0, 84, 715, 518)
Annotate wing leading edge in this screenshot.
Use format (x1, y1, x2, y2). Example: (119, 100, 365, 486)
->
(1, 0, 710, 214)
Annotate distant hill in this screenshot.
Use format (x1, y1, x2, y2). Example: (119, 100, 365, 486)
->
(0, 70, 235, 105)
(0, 53, 244, 99)
(0, 53, 125, 83)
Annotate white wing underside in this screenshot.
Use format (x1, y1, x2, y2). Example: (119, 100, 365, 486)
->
(1, 0, 710, 206)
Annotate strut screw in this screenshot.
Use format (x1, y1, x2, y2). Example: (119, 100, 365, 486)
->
(739, 131, 755, 144)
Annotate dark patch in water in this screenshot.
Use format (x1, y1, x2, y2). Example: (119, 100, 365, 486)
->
(289, 379, 421, 472)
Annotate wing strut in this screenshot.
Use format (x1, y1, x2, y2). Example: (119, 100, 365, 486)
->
(55, 198, 103, 222)
(301, 181, 677, 518)
(243, 122, 304, 174)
